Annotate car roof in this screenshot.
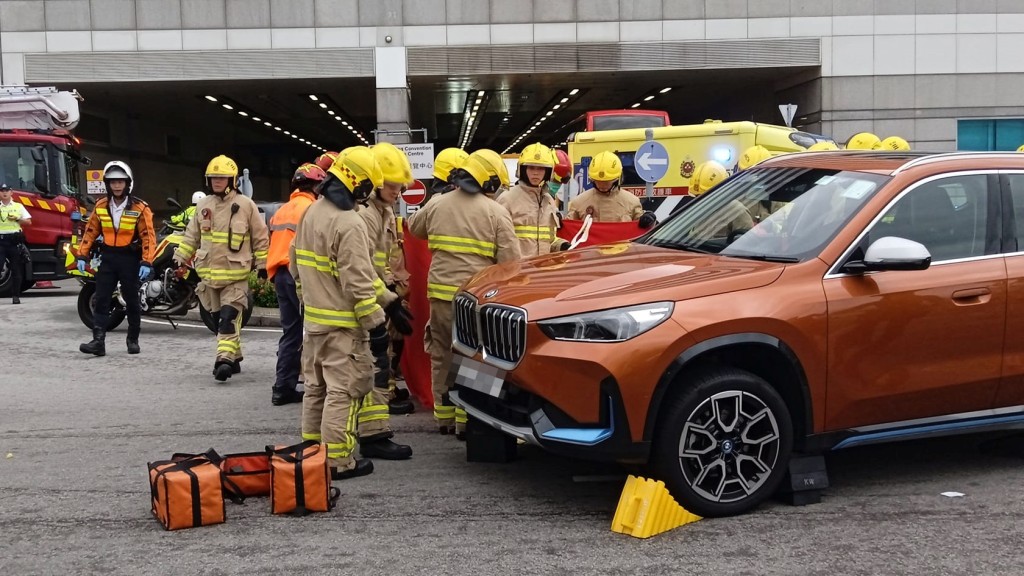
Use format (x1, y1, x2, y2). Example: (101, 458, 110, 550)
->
(758, 150, 1024, 176)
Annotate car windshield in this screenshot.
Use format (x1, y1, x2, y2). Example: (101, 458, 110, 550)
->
(641, 167, 891, 261)
(0, 144, 45, 194)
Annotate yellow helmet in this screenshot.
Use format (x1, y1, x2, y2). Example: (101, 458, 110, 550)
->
(206, 155, 238, 179)
(328, 146, 383, 199)
(371, 142, 414, 185)
(588, 151, 623, 183)
(875, 136, 911, 151)
(433, 147, 469, 182)
(1017, 144, 1024, 152)
(846, 132, 881, 150)
(738, 145, 773, 171)
(455, 149, 509, 194)
(690, 161, 728, 196)
(518, 143, 554, 183)
(808, 141, 840, 151)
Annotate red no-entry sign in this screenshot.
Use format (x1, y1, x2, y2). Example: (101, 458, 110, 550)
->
(402, 180, 426, 206)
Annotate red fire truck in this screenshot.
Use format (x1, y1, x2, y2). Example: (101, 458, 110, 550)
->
(0, 86, 87, 296)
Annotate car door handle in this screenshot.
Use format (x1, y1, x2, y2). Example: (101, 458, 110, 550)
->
(951, 287, 991, 304)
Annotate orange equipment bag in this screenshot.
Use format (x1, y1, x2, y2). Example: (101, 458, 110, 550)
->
(148, 455, 229, 531)
(266, 441, 339, 515)
(220, 452, 271, 498)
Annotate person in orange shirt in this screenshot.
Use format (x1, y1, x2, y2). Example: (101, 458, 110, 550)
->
(75, 161, 156, 356)
(267, 163, 326, 406)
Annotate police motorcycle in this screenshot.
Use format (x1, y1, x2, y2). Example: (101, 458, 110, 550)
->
(68, 197, 253, 333)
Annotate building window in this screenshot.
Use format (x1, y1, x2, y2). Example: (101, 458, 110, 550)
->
(957, 118, 1024, 151)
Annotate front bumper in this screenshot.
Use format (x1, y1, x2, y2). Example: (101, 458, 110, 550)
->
(449, 354, 650, 463)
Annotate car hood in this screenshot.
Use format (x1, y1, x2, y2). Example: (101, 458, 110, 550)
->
(462, 243, 786, 321)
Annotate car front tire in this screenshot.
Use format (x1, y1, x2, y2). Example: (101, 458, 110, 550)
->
(652, 366, 793, 517)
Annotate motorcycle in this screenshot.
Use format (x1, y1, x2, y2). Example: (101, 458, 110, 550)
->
(67, 197, 253, 333)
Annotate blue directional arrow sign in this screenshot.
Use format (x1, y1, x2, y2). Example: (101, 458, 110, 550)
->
(634, 140, 670, 183)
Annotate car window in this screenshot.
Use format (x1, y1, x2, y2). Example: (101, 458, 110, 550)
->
(1005, 174, 1024, 252)
(866, 174, 993, 262)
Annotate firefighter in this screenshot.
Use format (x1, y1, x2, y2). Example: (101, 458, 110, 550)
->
(75, 161, 156, 355)
(408, 149, 521, 437)
(846, 132, 881, 150)
(314, 150, 339, 172)
(738, 145, 773, 171)
(548, 148, 573, 206)
(808, 141, 840, 151)
(266, 163, 326, 406)
(0, 183, 31, 304)
(169, 191, 205, 228)
(172, 155, 269, 382)
(566, 150, 657, 227)
(688, 160, 754, 239)
(875, 136, 911, 151)
(426, 147, 469, 202)
(290, 146, 411, 479)
(497, 143, 563, 258)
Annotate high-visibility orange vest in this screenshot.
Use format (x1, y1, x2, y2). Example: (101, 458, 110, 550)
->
(77, 196, 157, 264)
(267, 190, 316, 279)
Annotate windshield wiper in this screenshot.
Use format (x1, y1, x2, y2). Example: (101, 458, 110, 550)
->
(648, 240, 713, 254)
(725, 253, 799, 263)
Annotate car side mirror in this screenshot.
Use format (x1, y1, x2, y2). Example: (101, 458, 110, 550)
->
(167, 197, 183, 211)
(34, 162, 50, 195)
(843, 236, 931, 273)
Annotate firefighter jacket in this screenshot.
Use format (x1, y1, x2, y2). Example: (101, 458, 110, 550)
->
(408, 188, 521, 302)
(266, 189, 316, 280)
(77, 196, 157, 265)
(169, 205, 196, 228)
(566, 186, 644, 222)
(288, 196, 395, 334)
(357, 194, 399, 285)
(497, 182, 562, 258)
(173, 189, 269, 288)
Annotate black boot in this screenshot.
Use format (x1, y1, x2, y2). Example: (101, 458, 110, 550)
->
(389, 398, 415, 415)
(271, 387, 304, 406)
(331, 458, 374, 480)
(360, 437, 412, 460)
(11, 296, 19, 304)
(79, 328, 106, 356)
(126, 326, 140, 354)
(213, 359, 234, 382)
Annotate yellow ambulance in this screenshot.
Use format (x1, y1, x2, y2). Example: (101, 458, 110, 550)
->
(567, 120, 836, 199)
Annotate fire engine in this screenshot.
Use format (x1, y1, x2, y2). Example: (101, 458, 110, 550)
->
(0, 85, 87, 296)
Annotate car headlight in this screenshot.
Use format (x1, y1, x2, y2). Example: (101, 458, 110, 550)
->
(538, 302, 674, 342)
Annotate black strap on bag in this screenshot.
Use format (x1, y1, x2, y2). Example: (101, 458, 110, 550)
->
(182, 466, 203, 527)
(168, 449, 244, 504)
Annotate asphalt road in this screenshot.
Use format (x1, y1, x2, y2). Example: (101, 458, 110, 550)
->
(2, 281, 1024, 575)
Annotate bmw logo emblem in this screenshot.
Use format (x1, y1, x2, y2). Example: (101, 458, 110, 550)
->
(721, 440, 734, 454)
(484, 289, 498, 299)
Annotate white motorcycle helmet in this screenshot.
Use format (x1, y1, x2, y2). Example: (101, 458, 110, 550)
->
(191, 191, 206, 204)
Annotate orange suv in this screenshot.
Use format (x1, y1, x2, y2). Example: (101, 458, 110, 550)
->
(448, 151, 1024, 517)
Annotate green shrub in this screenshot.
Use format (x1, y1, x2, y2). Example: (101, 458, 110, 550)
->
(249, 271, 278, 308)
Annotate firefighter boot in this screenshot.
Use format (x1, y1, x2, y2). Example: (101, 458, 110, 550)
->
(79, 328, 106, 356)
(360, 436, 413, 460)
(126, 326, 141, 355)
(389, 398, 414, 415)
(213, 359, 234, 382)
(331, 458, 374, 480)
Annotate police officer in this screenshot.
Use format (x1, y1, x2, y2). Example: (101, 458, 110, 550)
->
(0, 184, 31, 304)
(290, 146, 410, 479)
(409, 149, 521, 438)
(173, 155, 269, 382)
(566, 150, 657, 226)
(497, 143, 563, 258)
(76, 162, 156, 355)
(170, 191, 205, 228)
(266, 163, 326, 406)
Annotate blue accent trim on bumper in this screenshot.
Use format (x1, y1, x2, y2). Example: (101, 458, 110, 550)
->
(538, 397, 615, 446)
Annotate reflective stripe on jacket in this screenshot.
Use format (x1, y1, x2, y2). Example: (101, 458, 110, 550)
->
(408, 187, 521, 302)
(267, 190, 316, 279)
(288, 196, 395, 334)
(77, 196, 157, 265)
(173, 189, 269, 288)
(496, 182, 561, 258)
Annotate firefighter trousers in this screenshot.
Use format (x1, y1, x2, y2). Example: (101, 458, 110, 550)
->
(273, 268, 302, 393)
(356, 375, 392, 440)
(300, 329, 373, 471)
(425, 299, 466, 431)
(93, 250, 142, 334)
(196, 279, 247, 363)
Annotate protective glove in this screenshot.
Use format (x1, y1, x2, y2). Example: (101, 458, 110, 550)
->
(138, 264, 152, 282)
(369, 324, 390, 357)
(557, 240, 571, 252)
(638, 211, 657, 229)
(76, 259, 87, 274)
(256, 268, 268, 281)
(368, 324, 391, 389)
(384, 298, 414, 336)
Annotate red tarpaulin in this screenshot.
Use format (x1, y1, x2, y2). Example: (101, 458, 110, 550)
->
(398, 217, 645, 409)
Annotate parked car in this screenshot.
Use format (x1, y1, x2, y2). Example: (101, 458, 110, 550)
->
(449, 150, 1024, 517)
